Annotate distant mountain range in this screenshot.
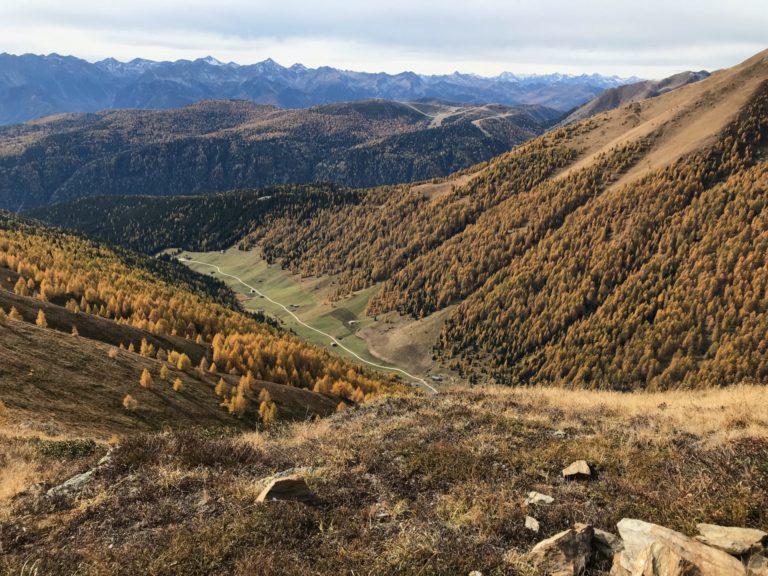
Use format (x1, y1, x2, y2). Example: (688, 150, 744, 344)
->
(559, 70, 710, 125)
(0, 53, 639, 124)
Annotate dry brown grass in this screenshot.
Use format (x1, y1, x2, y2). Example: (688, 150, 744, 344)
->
(2, 385, 765, 575)
(479, 384, 768, 444)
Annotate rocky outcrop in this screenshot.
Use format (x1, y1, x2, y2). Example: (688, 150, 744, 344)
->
(615, 519, 746, 575)
(525, 518, 765, 576)
(594, 528, 624, 559)
(528, 523, 594, 576)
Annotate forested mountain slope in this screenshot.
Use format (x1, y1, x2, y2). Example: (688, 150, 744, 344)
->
(28, 184, 363, 255)
(0, 99, 560, 210)
(0, 212, 391, 436)
(31, 50, 768, 390)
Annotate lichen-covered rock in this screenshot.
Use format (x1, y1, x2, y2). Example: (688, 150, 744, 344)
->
(525, 491, 554, 506)
(748, 553, 768, 576)
(594, 528, 624, 559)
(525, 515, 541, 533)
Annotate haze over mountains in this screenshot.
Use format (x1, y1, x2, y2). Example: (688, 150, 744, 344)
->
(0, 52, 638, 124)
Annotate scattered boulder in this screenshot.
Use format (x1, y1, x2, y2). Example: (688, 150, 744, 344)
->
(748, 553, 768, 576)
(528, 523, 594, 576)
(256, 474, 315, 503)
(695, 523, 767, 556)
(525, 515, 541, 533)
(468, 571, 483, 576)
(525, 491, 555, 506)
(46, 468, 96, 497)
(562, 460, 592, 480)
(594, 528, 624, 559)
(616, 518, 746, 575)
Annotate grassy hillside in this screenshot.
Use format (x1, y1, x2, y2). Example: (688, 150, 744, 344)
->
(1, 385, 766, 574)
(0, 99, 560, 210)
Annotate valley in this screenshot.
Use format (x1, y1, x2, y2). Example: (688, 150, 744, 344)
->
(181, 249, 447, 391)
(1, 39, 768, 576)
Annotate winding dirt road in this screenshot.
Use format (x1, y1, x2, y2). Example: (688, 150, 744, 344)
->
(182, 258, 438, 394)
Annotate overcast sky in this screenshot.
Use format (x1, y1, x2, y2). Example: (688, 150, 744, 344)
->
(0, 0, 765, 78)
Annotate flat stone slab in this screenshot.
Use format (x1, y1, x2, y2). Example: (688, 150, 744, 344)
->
(616, 518, 746, 575)
(562, 460, 592, 480)
(256, 474, 314, 503)
(525, 491, 554, 506)
(695, 523, 767, 556)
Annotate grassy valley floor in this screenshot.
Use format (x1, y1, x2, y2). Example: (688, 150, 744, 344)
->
(181, 248, 455, 388)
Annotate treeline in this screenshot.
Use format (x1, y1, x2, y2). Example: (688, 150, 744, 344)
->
(0, 212, 388, 402)
(29, 184, 364, 254)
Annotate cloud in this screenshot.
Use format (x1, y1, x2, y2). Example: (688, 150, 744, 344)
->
(0, 0, 765, 77)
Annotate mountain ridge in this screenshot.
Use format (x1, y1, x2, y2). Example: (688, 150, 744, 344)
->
(0, 52, 638, 124)
(0, 99, 561, 210)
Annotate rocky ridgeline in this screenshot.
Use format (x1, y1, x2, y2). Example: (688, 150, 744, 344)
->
(522, 461, 767, 576)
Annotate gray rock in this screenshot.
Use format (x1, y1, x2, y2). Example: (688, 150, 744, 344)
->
(594, 528, 624, 559)
(748, 553, 768, 576)
(256, 475, 314, 503)
(46, 468, 95, 497)
(525, 515, 541, 533)
(695, 523, 767, 556)
(525, 491, 555, 506)
(528, 523, 594, 576)
(616, 518, 746, 575)
(562, 460, 592, 480)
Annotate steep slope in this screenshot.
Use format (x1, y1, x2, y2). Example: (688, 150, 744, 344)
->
(28, 50, 768, 390)
(237, 50, 768, 389)
(0, 53, 635, 124)
(0, 99, 560, 210)
(0, 212, 392, 436)
(560, 70, 710, 125)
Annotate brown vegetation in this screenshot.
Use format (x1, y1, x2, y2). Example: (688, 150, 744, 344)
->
(1, 385, 765, 574)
